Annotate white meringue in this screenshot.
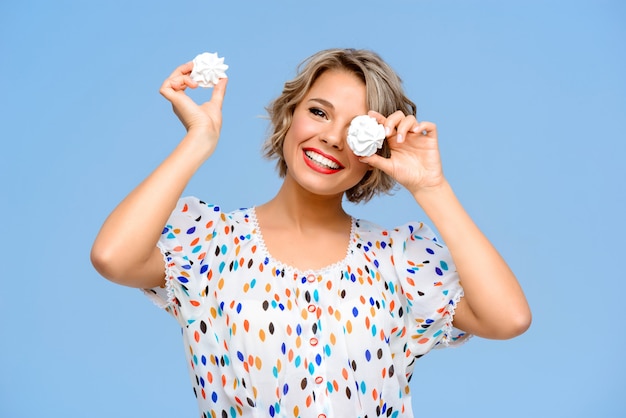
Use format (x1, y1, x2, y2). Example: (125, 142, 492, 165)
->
(190, 52, 228, 88)
(347, 115, 386, 157)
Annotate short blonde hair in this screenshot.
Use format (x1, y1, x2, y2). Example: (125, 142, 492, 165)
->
(263, 48, 417, 203)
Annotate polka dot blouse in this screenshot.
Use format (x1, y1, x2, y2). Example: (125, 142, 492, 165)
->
(144, 197, 468, 418)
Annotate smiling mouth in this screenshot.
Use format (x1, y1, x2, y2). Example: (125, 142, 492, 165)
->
(304, 150, 343, 170)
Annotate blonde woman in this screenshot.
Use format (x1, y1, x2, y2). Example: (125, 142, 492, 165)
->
(92, 48, 531, 417)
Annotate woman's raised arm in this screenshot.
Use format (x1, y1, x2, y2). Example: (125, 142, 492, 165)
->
(90, 63, 228, 289)
(363, 111, 531, 339)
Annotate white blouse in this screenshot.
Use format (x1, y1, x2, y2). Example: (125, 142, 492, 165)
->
(144, 197, 468, 418)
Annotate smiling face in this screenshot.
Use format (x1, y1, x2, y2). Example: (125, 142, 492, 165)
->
(281, 70, 371, 199)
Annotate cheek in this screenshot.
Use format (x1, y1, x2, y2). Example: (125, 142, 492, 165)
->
(282, 119, 313, 163)
(355, 165, 375, 190)
(292, 119, 317, 141)
(348, 155, 370, 175)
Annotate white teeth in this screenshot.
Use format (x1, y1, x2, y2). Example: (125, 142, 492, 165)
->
(305, 151, 341, 170)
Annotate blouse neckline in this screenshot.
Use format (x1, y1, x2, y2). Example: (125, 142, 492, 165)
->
(247, 206, 357, 275)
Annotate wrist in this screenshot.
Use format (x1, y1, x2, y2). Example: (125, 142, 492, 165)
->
(411, 179, 469, 238)
(410, 179, 452, 204)
(181, 128, 218, 160)
(410, 180, 466, 225)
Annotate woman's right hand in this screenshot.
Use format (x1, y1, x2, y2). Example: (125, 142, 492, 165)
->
(91, 63, 228, 289)
(159, 62, 228, 153)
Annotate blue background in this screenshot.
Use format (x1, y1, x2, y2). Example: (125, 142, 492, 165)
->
(1, 1, 625, 416)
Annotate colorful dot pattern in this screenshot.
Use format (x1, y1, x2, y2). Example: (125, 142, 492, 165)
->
(143, 197, 468, 417)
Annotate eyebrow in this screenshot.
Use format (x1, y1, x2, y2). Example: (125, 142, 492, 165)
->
(307, 98, 334, 109)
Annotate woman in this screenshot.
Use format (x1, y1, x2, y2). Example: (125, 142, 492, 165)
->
(91, 48, 531, 417)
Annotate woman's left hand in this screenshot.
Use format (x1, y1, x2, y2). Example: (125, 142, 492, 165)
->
(364, 111, 532, 340)
(360, 110, 445, 194)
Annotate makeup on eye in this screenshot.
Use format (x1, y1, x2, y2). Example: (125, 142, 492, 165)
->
(308, 107, 327, 119)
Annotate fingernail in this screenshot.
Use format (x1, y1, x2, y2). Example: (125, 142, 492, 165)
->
(397, 134, 403, 143)
(385, 126, 391, 136)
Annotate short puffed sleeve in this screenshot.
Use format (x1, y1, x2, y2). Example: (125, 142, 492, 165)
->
(391, 222, 469, 357)
(142, 196, 224, 326)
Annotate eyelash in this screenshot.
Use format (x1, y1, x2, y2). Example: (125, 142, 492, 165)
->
(309, 107, 327, 119)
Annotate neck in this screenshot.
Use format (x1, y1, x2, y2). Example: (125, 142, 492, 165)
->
(258, 176, 350, 230)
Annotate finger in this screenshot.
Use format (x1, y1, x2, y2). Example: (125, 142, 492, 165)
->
(160, 62, 196, 98)
(395, 115, 418, 143)
(359, 153, 393, 176)
(384, 110, 406, 124)
(168, 77, 189, 92)
(177, 75, 198, 91)
(367, 110, 385, 124)
(160, 75, 197, 100)
(370, 110, 409, 143)
(167, 61, 194, 78)
(209, 77, 228, 109)
(411, 121, 437, 137)
(366, 110, 417, 143)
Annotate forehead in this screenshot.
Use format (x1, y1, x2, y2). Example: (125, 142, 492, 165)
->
(309, 69, 364, 91)
(304, 69, 367, 109)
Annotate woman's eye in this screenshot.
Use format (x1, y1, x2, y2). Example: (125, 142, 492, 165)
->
(309, 108, 327, 119)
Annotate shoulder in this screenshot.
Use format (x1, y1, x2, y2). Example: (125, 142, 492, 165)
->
(170, 196, 252, 224)
(162, 197, 253, 245)
(354, 218, 438, 248)
(172, 196, 225, 219)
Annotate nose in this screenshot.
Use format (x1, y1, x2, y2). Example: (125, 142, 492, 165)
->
(320, 122, 346, 150)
